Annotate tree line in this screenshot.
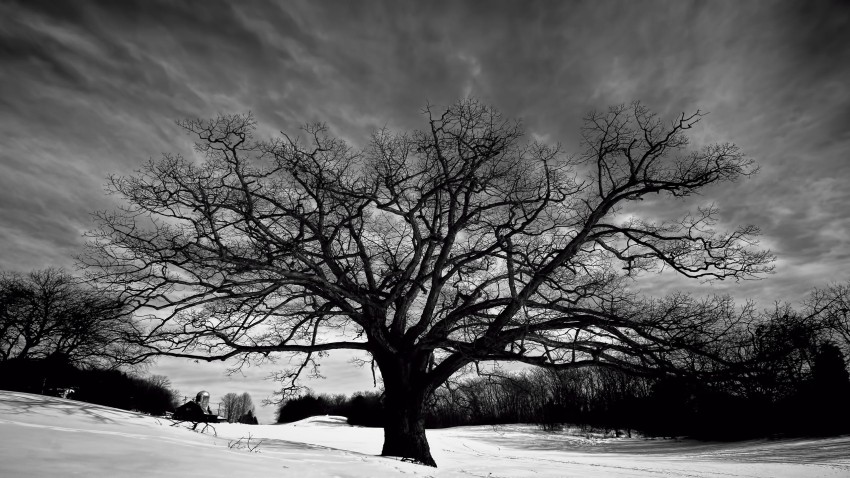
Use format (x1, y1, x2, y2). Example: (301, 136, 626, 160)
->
(0, 352, 181, 416)
(279, 352, 849, 439)
(0, 268, 180, 415)
(0, 268, 263, 421)
(278, 283, 850, 438)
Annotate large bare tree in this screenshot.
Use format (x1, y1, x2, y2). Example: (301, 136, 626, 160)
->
(220, 391, 255, 423)
(82, 100, 772, 466)
(806, 282, 850, 366)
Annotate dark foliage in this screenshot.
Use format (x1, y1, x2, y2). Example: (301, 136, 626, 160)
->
(277, 344, 850, 440)
(238, 410, 259, 424)
(276, 391, 384, 427)
(276, 393, 330, 423)
(0, 356, 178, 416)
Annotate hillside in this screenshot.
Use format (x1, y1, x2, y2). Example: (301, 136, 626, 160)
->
(1, 391, 849, 477)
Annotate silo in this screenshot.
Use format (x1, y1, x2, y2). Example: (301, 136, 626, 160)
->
(195, 391, 210, 410)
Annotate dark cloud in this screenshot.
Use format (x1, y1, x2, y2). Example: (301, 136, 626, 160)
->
(1, 0, 848, 390)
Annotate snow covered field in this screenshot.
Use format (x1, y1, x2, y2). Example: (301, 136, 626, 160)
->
(1, 391, 849, 477)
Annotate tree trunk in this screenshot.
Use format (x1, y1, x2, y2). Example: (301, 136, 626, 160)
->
(376, 352, 437, 467)
(380, 384, 436, 467)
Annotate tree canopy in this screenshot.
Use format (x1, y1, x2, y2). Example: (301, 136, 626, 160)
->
(83, 99, 773, 466)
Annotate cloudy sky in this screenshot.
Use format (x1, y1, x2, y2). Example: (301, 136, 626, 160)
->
(2, 0, 849, 422)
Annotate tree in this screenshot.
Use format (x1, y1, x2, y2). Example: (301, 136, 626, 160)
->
(0, 268, 141, 368)
(82, 99, 772, 466)
(220, 392, 254, 423)
(807, 282, 850, 366)
(734, 303, 820, 401)
(808, 342, 850, 432)
(238, 409, 259, 424)
(220, 393, 239, 422)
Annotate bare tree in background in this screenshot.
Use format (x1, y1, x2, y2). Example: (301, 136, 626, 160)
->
(807, 282, 850, 366)
(82, 99, 772, 466)
(220, 392, 254, 423)
(0, 268, 141, 368)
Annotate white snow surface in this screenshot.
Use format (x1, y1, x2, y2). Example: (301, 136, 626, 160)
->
(1, 390, 849, 477)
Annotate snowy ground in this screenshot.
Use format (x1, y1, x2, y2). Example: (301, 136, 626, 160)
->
(1, 391, 849, 477)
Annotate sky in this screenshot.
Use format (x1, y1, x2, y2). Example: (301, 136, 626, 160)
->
(1, 0, 849, 423)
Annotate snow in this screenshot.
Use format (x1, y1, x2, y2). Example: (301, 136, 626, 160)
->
(1, 391, 849, 477)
